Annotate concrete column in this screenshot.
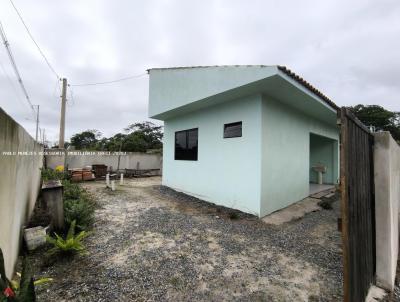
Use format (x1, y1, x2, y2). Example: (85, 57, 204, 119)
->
(374, 132, 400, 291)
(41, 180, 64, 230)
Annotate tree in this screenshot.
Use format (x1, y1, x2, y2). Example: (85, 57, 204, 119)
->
(70, 130, 102, 150)
(69, 122, 163, 152)
(123, 122, 163, 152)
(350, 105, 400, 142)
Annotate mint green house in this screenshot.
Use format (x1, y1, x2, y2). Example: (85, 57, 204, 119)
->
(148, 65, 339, 217)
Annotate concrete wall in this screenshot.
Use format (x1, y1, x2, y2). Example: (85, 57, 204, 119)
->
(163, 94, 262, 216)
(0, 108, 43, 278)
(46, 150, 162, 172)
(374, 131, 400, 291)
(260, 96, 339, 217)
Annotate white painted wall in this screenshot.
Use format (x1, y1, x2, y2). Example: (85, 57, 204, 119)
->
(163, 94, 262, 216)
(374, 131, 400, 291)
(45, 150, 162, 171)
(0, 108, 43, 278)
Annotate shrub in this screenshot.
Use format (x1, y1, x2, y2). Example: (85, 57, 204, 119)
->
(64, 197, 94, 231)
(62, 180, 82, 200)
(46, 220, 89, 256)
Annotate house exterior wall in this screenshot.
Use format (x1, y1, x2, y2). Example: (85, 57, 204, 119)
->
(0, 108, 43, 278)
(149, 66, 276, 118)
(260, 96, 339, 217)
(163, 94, 262, 216)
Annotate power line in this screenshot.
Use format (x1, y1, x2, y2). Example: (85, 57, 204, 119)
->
(9, 0, 60, 79)
(70, 72, 147, 87)
(0, 57, 32, 117)
(0, 20, 36, 118)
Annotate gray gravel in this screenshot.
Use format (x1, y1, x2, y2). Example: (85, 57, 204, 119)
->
(29, 177, 343, 301)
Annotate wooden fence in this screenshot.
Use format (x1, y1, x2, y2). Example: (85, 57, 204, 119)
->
(339, 107, 376, 302)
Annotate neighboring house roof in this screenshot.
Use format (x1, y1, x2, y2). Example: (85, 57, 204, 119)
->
(147, 65, 339, 112)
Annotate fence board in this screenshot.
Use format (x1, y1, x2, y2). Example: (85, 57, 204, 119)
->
(340, 107, 375, 302)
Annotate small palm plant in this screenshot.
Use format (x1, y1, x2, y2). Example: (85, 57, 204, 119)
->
(46, 220, 89, 256)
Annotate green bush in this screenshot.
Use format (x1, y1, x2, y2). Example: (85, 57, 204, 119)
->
(64, 197, 94, 231)
(62, 180, 82, 200)
(46, 220, 89, 256)
(62, 180, 95, 231)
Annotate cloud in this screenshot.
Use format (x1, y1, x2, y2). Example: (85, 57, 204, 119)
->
(0, 0, 399, 144)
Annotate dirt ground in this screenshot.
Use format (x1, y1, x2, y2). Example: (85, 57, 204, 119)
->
(31, 177, 343, 301)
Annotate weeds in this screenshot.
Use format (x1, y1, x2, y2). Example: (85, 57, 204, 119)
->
(41, 168, 66, 182)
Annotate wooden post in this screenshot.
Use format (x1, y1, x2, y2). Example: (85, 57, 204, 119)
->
(339, 107, 350, 302)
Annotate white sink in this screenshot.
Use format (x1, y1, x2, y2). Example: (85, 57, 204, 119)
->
(312, 165, 327, 173)
(312, 165, 327, 184)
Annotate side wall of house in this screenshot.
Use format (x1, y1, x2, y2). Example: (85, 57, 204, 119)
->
(260, 96, 339, 217)
(0, 108, 43, 278)
(163, 94, 262, 216)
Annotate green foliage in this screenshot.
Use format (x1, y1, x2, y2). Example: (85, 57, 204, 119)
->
(62, 180, 94, 231)
(62, 180, 82, 200)
(64, 197, 94, 231)
(46, 221, 89, 256)
(350, 104, 400, 142)
(0, 248, 36, 302)
(70, 129, 102, 150)
(70, 122, 163, 152)
(40, 168, 66, 181)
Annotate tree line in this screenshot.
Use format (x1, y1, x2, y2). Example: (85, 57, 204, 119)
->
(350, 104, 400, 142)
(67, 122, 163, 152)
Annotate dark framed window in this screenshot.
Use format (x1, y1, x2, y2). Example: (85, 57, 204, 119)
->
(224, 121, 242, 138)
(175, 128, 198, 160)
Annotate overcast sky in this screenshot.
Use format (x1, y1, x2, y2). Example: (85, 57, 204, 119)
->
(0, 0, 399, 143)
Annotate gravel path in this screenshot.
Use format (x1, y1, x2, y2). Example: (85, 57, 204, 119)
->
(31, 177, 343, 301)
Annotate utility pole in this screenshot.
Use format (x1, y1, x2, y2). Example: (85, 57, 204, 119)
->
(59, 78, 67, 148)
(35, 105, 39, 142)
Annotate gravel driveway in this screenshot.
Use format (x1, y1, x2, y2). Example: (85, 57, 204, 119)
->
(33, 177, 343, 301)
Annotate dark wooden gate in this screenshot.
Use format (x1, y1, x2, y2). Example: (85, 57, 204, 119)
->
(339, 107, 376, 302)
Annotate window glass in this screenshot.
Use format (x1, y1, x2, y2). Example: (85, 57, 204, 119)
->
(224, 122, 242, 138)
(175, 128, 198, 160)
